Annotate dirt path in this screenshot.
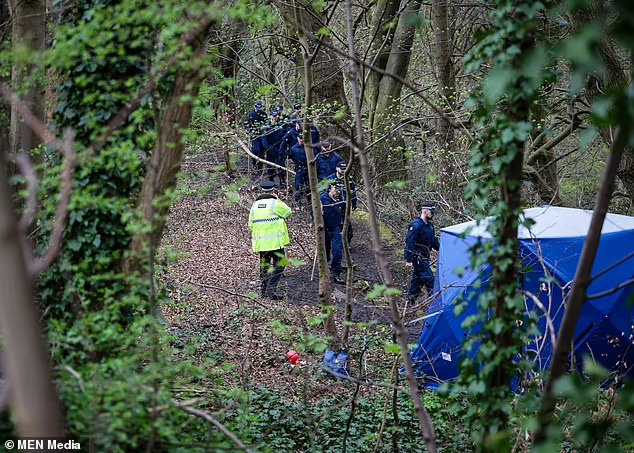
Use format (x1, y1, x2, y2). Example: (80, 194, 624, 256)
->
(160, 153, 424, 392)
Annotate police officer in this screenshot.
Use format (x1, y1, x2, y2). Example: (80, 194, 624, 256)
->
(326, 161, 357, 243)
(245, 101, 269, 169)
(404, 204, 440, 303)
(291, 103, 302, 120)
(278, 120, 320, 186)
(249, 181, 293, 300)
(279, 119, 299, 163)
(275, 104, 292, 131)
(280, 120, 320, 159)
(297, 119, 320, 147)
(316, 142, 343, 181)
(265, 110, 285, 182)
(288, 136, 312, 208)
(320, 184, 346, 284)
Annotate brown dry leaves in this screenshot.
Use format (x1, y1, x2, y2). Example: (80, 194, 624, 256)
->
(159, 154, 415, 398)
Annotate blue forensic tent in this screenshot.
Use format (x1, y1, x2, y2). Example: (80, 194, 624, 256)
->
(411, 206, 634, 388)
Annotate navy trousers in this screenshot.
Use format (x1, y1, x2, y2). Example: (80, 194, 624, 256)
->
(325, 226, 343, 275)
(266, 147, 278, 180)
(294, 168, 309, 206)
(276, 151, 287, 184)
(251, 138, 266, 169)
(407, 258, 434, 301)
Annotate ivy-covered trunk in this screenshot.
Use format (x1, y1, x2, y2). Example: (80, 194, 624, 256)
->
(126, 17, 212, 276)
(41, 0, 155, 358)
(457, 1, 546, 449)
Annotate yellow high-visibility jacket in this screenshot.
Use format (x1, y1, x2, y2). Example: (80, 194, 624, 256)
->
(249, 195, 292, 252)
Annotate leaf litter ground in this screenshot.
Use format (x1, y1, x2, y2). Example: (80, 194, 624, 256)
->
(159, 152, 428, 404)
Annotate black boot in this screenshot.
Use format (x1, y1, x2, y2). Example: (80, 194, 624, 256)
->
(268, 291, 284, 300)
(333, 273, 345, 284)
(267, 284, 284, 300)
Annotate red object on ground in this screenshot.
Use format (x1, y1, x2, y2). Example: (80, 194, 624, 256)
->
(286, 350, 300, 365)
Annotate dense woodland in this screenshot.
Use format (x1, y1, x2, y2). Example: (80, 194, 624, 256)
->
(0, 0, 634, 451)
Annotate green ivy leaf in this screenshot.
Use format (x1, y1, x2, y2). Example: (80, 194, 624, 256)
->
(485, 66, 514, 104)
(384, 343, 401, 354)
(316, 27, 331, 37)
(365, 284, 387, 300)
(579, 127, 598, 149)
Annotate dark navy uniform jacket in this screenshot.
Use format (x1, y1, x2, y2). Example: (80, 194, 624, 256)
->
(245, 110, 268, 135)
(245, 110, 269, 154)
(279, 128, 299, 159)
(404, 218, 440, 263)
(265, 123, 285, 152)
(320, 191, 345, 229)
(279, 125, 320, 159)
(278, 114, 293, 132)
(316, 152, 343, 180)
(288, 144, 311, 168)
(326, 173, 357, 209)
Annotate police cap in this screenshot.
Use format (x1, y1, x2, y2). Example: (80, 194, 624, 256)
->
(254, 101, 264, 111)
(294, 103, 302, 110)
(260, 181, 276, 192)
(336, 161, 347, 170)
(422, 204, 437, 213)
(321, 141, 331, 149)
(276, 104, 284, 110)
(270, 111, 279, 117)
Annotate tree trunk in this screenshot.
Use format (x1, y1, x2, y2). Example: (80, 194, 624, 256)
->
(284, 0, 342, 346)
(432, 0, 458, 200)
(275, 0, 349, 139)
(344, 0, 437, 448)
(9, 0, 46, 159)
(569, 0, 634, 204)
(0, 0, 9, 159)
(125, 21, 211, 274)
(0, 143, 65, 437)
(525, 102, 562, 205)
(365, 0, 423, 183)
(213, 19, 249, 126)
(299, 35, 341, 348)
(363, 0, 400, 132)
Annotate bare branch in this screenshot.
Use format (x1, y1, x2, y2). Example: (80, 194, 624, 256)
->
(15, 153, 39, 232)
(0, 84, 58, 146)
(188, 280, 269, 308)
(177, 402, 254, 453)
(522, 290, 557, 352)
(343, 0, 437, 449)
(586, 278, 634, 301)
(590, 250, 634, 283)
(525, 118, 582, 167)
(534, 125, 628, 444)
(235, 136, 296, 175)
(32, 131, 75, 277)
